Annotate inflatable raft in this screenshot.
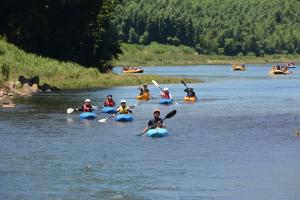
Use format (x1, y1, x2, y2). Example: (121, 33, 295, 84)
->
(102, 106, 116, 114)
(79, 112, 96, 120)
(147, 128, 168, 137)
(159, 98, 173, 105)
(115, 114, 133, 122)
(136, 93, 150, 100)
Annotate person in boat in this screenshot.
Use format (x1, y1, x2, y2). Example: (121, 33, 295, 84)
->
(276, 65, 281, 70)
(143, 109, 165, 132)
(104, 94, 116, 107)
(184, 87, 196, 97)
(138, 83, 150, 96)
(115, 99, 132, 114)
(77, 99, 93, 112)
(160, 88, 172, 99)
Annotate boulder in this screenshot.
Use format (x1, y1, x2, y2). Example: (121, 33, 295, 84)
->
(30, 84, 40, 93)
(0, 95, 13, 104)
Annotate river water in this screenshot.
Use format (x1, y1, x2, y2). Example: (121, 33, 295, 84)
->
(1, 64, 300, 200)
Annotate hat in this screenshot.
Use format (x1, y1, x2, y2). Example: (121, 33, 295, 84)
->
(153, 109, 160, 114)
(163, 88, 168, 91)
(120, 99, 126, 103)
(85, 99, 91, 103)
(107, 94, 112, 97)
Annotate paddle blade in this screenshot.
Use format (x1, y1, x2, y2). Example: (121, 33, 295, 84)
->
(164, 110, 177, 119)
(98, 118, 107, 123)
(181, 80, 187, 87)
(152, 80, 160, 88)
(67, 108, 74, 114)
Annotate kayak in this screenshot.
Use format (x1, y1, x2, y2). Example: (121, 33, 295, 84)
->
(115, 114, 133, 122)
(136, 92, 150, 100)
(102, 106, 117, 114)
(147, 128, 168, 137)
(79, 112, 96, 120)
(122, 68, 144, 73)
(184, 96, 196, 102)
(159, 98, 173, 104)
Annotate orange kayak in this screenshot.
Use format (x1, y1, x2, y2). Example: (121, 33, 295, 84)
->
(184, 96, 196, 102)
(136, 93, 150, 100)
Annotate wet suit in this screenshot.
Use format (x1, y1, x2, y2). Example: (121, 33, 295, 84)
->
(184, 88, 196, 97)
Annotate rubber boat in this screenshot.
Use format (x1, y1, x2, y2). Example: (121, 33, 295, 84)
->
(122, 67, 144, 73)
(136, 92, 150, 100)
(102, 106, 117, 114)
(232, 64, 246, 71)
(269, 69, 290, 75)
(79, 112, 96, 120)
(184, 96, 196, 102)
(159, 98, 173, 104)
(147, 128, 168, 137)
(115, 114, 133, 122)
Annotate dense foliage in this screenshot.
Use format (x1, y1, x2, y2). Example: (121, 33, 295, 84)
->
(0, 0, 120, 72)
(113, 0, 300, 56)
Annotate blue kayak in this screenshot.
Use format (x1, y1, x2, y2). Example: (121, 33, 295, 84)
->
(79, 112, 96, 120)
(147, 128, 168, 137)
(115, 114, 133, 122)
(102, 106, 117, 114)
(159, 98, 173, 104)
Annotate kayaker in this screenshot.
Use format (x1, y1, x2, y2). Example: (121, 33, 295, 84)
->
(104, 94, 116, 107)
(184, 87, 196, 97)
(77, 99, 93, 112)
(143, 109, 165, 132)
(138, 83, 150, 95)
(160, 88, 172, 99)
(115, 100, 132, 114)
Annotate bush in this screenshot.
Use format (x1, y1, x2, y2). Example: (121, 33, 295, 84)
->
(1, 63, 9, 81)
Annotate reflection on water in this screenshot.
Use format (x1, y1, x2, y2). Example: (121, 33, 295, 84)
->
(1, 64, 300, 200)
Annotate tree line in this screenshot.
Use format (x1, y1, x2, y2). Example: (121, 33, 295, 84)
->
(113, 0, 300, 56)
(0, 0, 120, 72)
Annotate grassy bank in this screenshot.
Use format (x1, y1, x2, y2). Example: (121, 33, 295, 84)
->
(0, 38, 197, 89)
(112, 43, 300, 66)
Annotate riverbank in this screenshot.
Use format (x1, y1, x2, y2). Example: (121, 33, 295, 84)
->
(0, 39, 196, 91)
(112, 43, 300, 66)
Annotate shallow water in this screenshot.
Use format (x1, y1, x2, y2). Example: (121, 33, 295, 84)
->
(1, 64, 300, 200)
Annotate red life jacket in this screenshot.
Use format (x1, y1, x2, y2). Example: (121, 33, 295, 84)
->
(83, 104, 92, 112)
(104, 100, 115, 107)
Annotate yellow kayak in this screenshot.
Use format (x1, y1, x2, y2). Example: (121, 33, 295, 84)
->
(184, 96, 196, 102)
(136, 92, 150, 100)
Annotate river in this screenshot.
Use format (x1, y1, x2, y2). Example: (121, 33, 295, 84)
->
(1, 64, 300, 200)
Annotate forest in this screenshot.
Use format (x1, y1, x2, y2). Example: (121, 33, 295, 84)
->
(113, 0, 300, 56)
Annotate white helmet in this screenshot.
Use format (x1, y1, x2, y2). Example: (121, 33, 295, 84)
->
(120, 99, 126, 103)
(85, 98, 91, 103)
(163, 88, 169, 91)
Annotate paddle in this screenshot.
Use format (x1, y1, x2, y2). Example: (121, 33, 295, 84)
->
(152, 80, 178, 105)
(98, 105, 135, 123)
(67, 105, 98, 114)
(137, 109, 177, 136)
(134, 75, 154, 99)
(181, 80, 199, 101)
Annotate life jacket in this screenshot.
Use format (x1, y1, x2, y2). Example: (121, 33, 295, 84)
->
(104, 99, 115, 107)
(83, 103, 92, 112)
(161, 91, 170, 99)
(117, 106, 130, 114)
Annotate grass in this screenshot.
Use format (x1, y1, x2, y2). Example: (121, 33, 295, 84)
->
(0, 38, 197, 89)
(112, 42, 300, 66)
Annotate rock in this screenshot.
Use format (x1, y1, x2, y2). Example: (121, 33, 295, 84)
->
(7, 93, 14, 96)
(0, 89, 3, 97)
(21, 83, 32, 96)
(14, 81, 22, 89)
(0, 95, 13, 104)
(2, 103, 15, 108)
(30, 84, 40, 93)
(5, 81, 14, 92)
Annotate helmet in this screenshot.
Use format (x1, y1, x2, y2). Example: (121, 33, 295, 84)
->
(153, 109, 160, 114)
(163, 88, 168, 91)
(143, 83, 148, 86)
(107, 94, 112, 97)
(120, 99, 126, 103)
(85, 99, 91, 103)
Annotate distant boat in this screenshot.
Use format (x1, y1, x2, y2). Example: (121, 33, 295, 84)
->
(286, 62, 296, 69)
(269, 65, 291, 75)
(122, 66, 144, 73)
(232, 64, 246, 71)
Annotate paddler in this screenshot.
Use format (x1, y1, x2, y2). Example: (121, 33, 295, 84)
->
(143, 109, 165, 132)
(184, 87, 196, 97)
(77, 99, 93, 112)
(138, 83, 150, 96)
(103, 94, 116, 107)
(115, 100, 132, 114)
(160, 88, 172, 99)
